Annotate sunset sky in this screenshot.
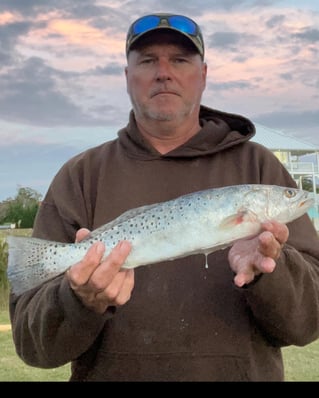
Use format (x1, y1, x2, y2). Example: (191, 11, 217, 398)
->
(0, 0, 319, 201)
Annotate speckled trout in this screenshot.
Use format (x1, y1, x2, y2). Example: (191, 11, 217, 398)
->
(7, 184, 314, 296)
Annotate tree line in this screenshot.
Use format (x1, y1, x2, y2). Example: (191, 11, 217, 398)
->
(0, 187, 42, 297)
(0, 187, 42, 229)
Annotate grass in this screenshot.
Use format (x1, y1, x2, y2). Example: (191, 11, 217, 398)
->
(0, 309, 318, 381)
(0, 288, 9, 311)
(0, 229, 33, 239)
(282, 342, 319, 381)
(0, 310, 70, 381)
(0, 309, 9, 324)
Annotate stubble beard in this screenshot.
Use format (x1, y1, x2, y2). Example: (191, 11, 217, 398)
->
(135, 102, 197, 123)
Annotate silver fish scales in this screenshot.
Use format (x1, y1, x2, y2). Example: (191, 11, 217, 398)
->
(7, 184, 314, 296)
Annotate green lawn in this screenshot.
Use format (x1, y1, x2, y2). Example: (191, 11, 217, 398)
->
(0, 229, 32, 240)
(0, 309, 70, 381)
(282, 341, 319, 381)
(0, 309, 318, 381)
(0, 332, 70, 381)
(0, 309, 9, 324)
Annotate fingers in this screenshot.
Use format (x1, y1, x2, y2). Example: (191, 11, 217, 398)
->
(233, 266, 255, 287)
(68, 241, 105, 288)
(115, 269, 135, 305)
(261, 220, 289, 245)
(229, 221, 286, 288)
(96, 269, 135, 307)
(67, 239, 133, 313)
(258, 220, 288, 260)
(86, 241, 132, 291)
(233, 255, 276, 287)
(258, 231, 282, 259)
(68, 240, 131, 289)
(75, 228, 91, 243)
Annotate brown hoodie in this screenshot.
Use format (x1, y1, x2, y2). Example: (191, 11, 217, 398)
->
(9, 105, 319, 381)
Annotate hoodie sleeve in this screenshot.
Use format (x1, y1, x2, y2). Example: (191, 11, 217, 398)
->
(241, 146, 319, 346)
(243, 211, 319, 347)
(9, 275, 115, 368)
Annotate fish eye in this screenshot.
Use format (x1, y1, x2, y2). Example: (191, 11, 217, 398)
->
(284, 189, 296, 198)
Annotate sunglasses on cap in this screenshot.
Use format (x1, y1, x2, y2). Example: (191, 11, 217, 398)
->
(126, 14, 204, 58)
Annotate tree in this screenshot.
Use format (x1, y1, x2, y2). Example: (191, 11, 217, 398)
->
(0, 186, 42, 228)
(301, 177, 319, 194)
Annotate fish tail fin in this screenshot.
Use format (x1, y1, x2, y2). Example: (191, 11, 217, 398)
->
(6, 235, 65, 296)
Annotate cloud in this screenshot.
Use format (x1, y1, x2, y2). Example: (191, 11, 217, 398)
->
(0, 20, 32, 48)
(91, 63, 123, 76)
(0, 0, 102, 17)
(0, 57, 90, 126)
(254, 109, 319, 129)
(208, 31, 258, 52)
(208, 80, 258, 91)
(209, 32, 241, 49)
(293, 28, 319, 43)
(1, 0, 319, 200)
(144, 0, 278, 13)
(0, 20, 33, 65)
(265, 14, 286, 28)
(0, 56, 128, 127)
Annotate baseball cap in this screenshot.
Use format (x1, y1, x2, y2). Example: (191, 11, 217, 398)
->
(126, 13, 205, 59)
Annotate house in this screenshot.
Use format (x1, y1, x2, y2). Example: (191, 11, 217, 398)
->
(252, 123, 319, 228)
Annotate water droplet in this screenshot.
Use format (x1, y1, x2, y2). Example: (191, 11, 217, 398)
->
(204, 253, 209, 269)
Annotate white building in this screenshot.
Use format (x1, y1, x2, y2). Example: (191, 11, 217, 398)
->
(252, 123, 319, 228)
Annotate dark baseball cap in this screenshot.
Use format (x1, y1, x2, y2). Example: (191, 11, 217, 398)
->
(126, 13, 205, 59)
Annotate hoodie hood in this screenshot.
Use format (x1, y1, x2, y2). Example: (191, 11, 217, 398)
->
(118, 104, 256, 160)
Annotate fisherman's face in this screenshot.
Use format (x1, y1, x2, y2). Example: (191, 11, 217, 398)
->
(125, 32, 207, 124)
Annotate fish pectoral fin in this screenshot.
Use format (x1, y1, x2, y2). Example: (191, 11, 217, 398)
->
(219, 209, 258, 229)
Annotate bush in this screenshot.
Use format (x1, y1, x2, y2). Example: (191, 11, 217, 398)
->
(0, 187, 41, 229)
(0, 238, 9, 310)
(0, 239, 8, 291)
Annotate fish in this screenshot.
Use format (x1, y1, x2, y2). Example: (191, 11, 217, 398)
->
(7, 184, 314, 296)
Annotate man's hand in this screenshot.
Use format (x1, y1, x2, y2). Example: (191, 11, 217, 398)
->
(66, 228, 135, 314)
(228, 220, 289, 287)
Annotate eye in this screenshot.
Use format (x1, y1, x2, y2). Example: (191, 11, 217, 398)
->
(173, 57, 188, 64)
(284, 189, 296, 198)
(140, 57, 153, 64)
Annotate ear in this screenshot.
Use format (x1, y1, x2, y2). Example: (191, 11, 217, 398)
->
(202, 62, 207, 90)
(124, 66, 130, 94)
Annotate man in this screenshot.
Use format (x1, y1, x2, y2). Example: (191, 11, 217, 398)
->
(9, 13, 319, 381)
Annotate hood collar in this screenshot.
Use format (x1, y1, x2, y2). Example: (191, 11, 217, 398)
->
(118, 105, 256, 160)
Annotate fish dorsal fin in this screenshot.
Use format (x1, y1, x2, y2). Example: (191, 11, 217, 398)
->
(88, 202, 162, 238)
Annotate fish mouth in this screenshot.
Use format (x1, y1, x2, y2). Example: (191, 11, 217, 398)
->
(299, 197, 315, 209)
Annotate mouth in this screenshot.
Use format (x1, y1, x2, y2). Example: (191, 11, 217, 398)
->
(300, 198, 314, 207)
(298, 196, 315, 211)
(151, 90, 179, 98)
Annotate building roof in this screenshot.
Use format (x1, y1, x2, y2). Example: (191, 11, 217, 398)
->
(252, 123, 318, 152)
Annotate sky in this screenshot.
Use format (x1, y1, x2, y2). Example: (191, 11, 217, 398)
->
(0, 0, 319, 201)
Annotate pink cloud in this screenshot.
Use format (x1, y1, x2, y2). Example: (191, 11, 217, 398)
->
(0, 11, 20, 25)
(17, 16, 124, 71)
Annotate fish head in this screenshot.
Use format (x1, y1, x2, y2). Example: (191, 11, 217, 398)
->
(241, 185, 314, 224)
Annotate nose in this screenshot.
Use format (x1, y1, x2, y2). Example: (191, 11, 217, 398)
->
(155, 59, 172, 82)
